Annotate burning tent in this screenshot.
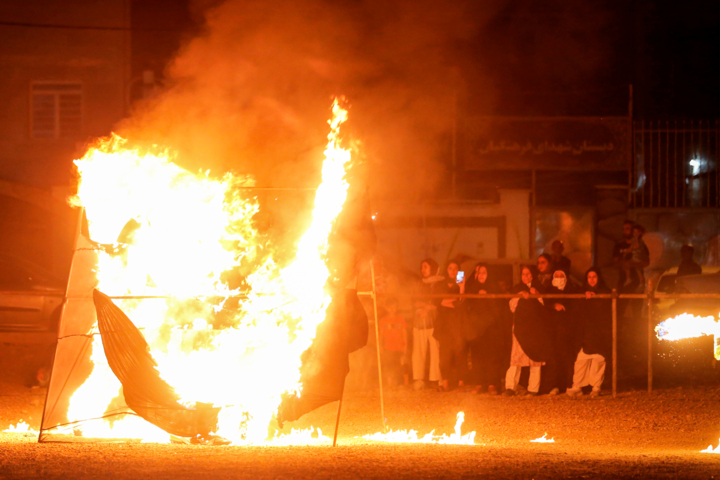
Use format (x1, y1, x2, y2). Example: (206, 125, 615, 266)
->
(40, 100, 374, 444)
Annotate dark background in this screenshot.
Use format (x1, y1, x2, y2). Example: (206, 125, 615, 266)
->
(132, 0, 720, 119)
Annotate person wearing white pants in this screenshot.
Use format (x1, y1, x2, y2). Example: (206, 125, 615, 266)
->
(567, 267, 612, 398)
(412, 327, 441, 384)
(412, 258, 444, 389)
(567, 349, 606, 397)
(505, 364, 541, 393)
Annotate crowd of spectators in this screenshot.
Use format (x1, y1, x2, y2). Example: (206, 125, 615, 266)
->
(376, 220, 702, 397)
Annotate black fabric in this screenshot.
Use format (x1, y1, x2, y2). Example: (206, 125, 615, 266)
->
(677, 260, 702, 278)
(464, 279, 501, 340)
(433, 282, 475, 342)
(511, 281, 554, 363)
(465, 279, 508, 386)
(545, 283, 580, 391)
(438, 332, 467, 387)
(577, 283, 612, 359)
(92, 289, 219, 438)
(432, 281, 472, 387)
(278, 288, 368, 422)
(551, 256, 572, 275)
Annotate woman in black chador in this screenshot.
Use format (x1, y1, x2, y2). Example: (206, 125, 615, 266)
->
(503, 266, 555, 396)
(433, 260, 468, 391)
(545, 269, 579, 394)
(566, 267, 612, 398)
(465, 263, 506, 395)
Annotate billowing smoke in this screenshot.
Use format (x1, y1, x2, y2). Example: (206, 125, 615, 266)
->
(118, 0, 617, 205)
(118, 0, 499, 202)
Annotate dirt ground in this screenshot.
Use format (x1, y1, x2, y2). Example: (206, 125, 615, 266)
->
(3, 344, 720, 479)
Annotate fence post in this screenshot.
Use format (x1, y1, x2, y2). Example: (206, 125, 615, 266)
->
(369, 260, 387, 433)
(647, 279, 654, 394)
(612, 289, 618, 398)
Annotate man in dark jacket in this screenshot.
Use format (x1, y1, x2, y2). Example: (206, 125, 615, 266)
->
(677, 245, 702, 278)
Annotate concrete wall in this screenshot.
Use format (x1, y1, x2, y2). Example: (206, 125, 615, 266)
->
(374, 189, 531, 280)
(0, 1, 129, 274)
(0, 0, 130, 187)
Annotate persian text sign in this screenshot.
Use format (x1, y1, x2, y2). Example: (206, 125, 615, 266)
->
(464, 117, 630, 171)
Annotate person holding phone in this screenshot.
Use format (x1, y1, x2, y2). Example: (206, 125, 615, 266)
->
(433, 260, 468, 391)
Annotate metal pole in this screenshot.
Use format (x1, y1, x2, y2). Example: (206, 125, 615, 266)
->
(647, 279, 654, 394)
(450, 82, 458, 200)
(370, 260, 387, 432)
(628, 84, 634, 207)
(612, 289, 618, 398)
(332, 380, 345, 447)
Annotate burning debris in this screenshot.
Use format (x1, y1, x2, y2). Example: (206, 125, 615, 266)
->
(361, 412, 476, 445)
(701, 440, 720, 454)
(656, 313, 720, 453)
(43, 99, 364, 445)
(656, 313, 720, 360)
(530, 433, 555, 443)
(3, 421, 38, 435)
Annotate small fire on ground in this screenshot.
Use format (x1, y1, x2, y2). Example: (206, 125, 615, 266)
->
(702, 441, 720, 454)
(3, 421, 38, 435)
(530, 433, 554, 443)
(361, 412, 476, 445)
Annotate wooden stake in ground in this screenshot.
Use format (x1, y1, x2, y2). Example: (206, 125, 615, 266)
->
(332, 379, 345, 447)
(647, 278, 654, 394)
(612, 289, 618, 398)
(370, 260, 387, 433)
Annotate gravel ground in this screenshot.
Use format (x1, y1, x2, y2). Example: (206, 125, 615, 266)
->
(3, 385, 720, 478)
(3, 345, 720, 478)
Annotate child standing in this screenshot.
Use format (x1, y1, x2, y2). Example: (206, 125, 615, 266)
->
(379, 297, 409, 387)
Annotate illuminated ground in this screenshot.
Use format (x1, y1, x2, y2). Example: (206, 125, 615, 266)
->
(2, 381, 720, 479)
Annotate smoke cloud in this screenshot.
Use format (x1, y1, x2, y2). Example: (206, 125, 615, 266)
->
(117, 0, 617, 205)
(118, 0, 499, 202)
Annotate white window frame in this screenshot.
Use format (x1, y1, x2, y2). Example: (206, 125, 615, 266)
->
(30, 81, 83, 140)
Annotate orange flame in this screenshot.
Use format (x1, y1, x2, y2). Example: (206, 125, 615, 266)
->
(530, 433, 555, 443)
(361, 412, 476, 445)
(656, 313, 720, 359)
(66, 99, 353, 444)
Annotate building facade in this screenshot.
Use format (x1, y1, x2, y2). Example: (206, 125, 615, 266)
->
(0, 0, 130, 274)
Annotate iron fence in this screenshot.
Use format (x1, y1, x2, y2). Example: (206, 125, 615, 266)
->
(632, 120, 720, 208)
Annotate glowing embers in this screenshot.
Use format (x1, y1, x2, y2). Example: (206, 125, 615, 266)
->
(702, 440, 720, 454)
(3, 421, 38, 435)
(656, 313, 720, 360)
(65, 99, 354, 444)
(530, 433, 555, 443)
(361, 412, 476, 445)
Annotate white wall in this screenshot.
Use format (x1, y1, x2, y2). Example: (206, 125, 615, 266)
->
(374, 189, 530, 277)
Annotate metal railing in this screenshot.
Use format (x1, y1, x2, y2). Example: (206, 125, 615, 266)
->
(358, 278, 720, 398)
(633, 120, 720, 208)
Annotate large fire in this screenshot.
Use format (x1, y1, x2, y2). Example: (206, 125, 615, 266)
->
(64, 99, 352, 444)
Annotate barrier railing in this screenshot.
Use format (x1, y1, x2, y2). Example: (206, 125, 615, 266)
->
(356, 278, 719, 398)
(98, 281, 717, 400)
